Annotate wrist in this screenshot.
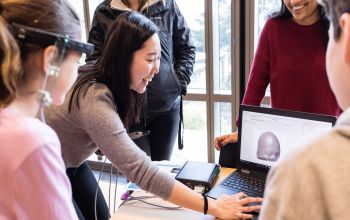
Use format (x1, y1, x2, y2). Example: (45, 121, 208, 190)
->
(206, 197, 219, 217)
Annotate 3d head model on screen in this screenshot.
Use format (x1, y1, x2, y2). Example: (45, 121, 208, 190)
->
(257, 131, 280, 162)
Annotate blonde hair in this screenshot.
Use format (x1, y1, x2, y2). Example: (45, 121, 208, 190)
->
(0, 0, 81, 108)
(0, 15, 21, 108)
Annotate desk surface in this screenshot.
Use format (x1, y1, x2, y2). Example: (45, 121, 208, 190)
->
(111, 167, 235, 220)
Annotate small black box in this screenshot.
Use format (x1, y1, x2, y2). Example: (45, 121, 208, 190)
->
(175, 161, 220, 192)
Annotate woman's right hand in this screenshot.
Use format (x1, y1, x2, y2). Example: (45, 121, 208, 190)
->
(210, 192, 262, 219)
(214, 131, 238, 150)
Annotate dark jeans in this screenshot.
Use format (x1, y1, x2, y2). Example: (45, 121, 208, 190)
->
(66, 162, 110, 220)
(130, 105, 180, 161)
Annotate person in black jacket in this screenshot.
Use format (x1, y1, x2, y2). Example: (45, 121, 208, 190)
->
(87, 0, 196, 161)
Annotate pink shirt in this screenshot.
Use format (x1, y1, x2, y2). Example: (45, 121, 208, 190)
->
(0, 109, 78, 219)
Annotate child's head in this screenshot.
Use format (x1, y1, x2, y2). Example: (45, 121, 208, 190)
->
(319, 0, 350, 110)
(0, 0, 87, 107)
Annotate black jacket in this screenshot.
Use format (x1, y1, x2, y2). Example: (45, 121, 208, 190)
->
(87, 0, 196, 116)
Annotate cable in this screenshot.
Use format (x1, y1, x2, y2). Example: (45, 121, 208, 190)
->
(113, 169, 119, 214)
(108, 164, 112, 214)
(121, 195, 183, 210)
(94, 157, 107, 220)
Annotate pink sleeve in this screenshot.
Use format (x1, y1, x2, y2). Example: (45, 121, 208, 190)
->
(12, 145, 78, 220)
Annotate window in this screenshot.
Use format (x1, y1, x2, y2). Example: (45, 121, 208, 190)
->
(172, 101, 208, 162)
(254, 0, 282, 51)
(172, 0, 207, 162)
(173, 0, 237, 163)
(253, 0, 282, 100)
(214, 0, 232, 95)
(177, 0, 206, 94)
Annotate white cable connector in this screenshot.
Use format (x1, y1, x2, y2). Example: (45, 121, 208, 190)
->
(37, 90, 52, 107)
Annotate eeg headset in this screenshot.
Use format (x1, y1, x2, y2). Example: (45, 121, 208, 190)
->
(10, 23, 93, 120)
(11, 23, 93, 55)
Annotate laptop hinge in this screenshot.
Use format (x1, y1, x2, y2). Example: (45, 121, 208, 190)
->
(241, 169, 250, 175)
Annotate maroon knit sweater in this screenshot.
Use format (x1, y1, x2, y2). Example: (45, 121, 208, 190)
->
(242, 18, 341, 117)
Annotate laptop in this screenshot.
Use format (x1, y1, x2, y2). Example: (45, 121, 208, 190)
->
(206, 105, 337, 200)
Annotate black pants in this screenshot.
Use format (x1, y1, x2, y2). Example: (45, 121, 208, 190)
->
(130, 105, 180, 161)
(67, 162, 110, 220)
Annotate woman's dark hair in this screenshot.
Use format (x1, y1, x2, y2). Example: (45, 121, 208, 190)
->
(0, 0, 80, 108)
(69, 11, 159, 128)
(270, 0, 328, 23)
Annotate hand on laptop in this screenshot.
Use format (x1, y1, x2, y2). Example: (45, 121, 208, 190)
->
(215, 192, 262, 219)
(214, 131, 238, 150)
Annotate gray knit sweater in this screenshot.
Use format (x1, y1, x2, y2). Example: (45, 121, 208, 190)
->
(259, 109, 350, 219)
(45, 83, 174, 200)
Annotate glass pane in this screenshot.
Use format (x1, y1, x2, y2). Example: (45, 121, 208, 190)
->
(254, 0, 281, 50)
(177, 0, 206, 94)
(214, 0, 232, 95)
(254, 0, 281, 98)
(213, 102, 232, 162)
(171, 101, 208, 162)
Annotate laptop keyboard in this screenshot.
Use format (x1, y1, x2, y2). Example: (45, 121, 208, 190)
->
(221, 172, 265, 197)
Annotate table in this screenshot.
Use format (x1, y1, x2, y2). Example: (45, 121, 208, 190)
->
(111, 167, 235, 220)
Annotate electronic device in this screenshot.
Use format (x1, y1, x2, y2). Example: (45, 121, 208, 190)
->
(206, 105, 337, 200)
(11, 23, 94, 55)
(175, 161, 220, 193)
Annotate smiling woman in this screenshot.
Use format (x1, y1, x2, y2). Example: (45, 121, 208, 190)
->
(130, 33, 161, 94)
(214, 0, 341, 150)
(283, 0, 320, 25)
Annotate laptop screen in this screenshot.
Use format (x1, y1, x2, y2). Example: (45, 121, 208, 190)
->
(237, 105, 336, 173)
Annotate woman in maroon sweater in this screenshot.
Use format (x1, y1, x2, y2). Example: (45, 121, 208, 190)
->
(214, 0, 341, 149)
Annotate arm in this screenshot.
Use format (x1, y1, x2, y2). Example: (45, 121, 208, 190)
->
(13, 146, 78, 220)
(77, 84, 174, 199)
(172, 2, 196, 95)
(214, 131, 238, 150)
(78, 85, 262, 219)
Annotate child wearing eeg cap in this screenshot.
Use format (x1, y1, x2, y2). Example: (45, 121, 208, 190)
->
(0, 0, 92, 219)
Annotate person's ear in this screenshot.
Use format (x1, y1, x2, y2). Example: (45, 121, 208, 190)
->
(340, 13, 350, 63)
(42, 45, 58, 76)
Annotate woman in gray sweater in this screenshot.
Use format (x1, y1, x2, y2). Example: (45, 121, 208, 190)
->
(45, 11, 262, 220)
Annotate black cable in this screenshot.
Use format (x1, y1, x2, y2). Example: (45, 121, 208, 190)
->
(108, 164, 112, 215)
(94, 157, 107, 220)
(113, 169, 119, 214)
